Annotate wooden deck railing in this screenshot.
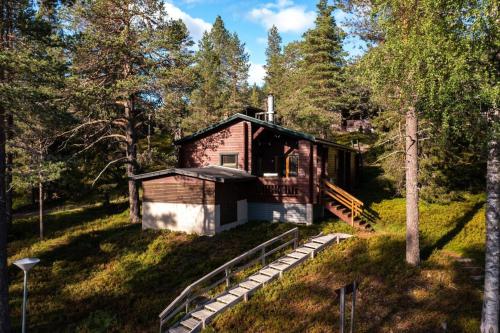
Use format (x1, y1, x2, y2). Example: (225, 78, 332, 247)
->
(158, 227, 300, 332)
(322, 179, 379, 226)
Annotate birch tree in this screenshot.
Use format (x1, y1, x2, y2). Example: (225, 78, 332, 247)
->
(478, 1, 500, 330)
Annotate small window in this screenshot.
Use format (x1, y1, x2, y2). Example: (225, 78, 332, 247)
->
(284, 154, 299, 177)
(220, 153, 238, 168)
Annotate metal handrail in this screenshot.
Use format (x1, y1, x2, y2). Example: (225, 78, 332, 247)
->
(159, 227, 299, 331)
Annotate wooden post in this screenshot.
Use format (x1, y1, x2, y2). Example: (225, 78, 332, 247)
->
(225, 268, 230, 288)
(350, 282, 356, 333)
(339, 287, 345, 333)
(350, 200, 354, 226)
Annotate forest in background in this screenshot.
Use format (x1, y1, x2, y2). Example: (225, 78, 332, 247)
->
(0, 0, 498, 332)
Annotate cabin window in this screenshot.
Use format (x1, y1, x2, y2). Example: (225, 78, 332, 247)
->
(284, 154, 299, 177)
(220, 153, 238, 168)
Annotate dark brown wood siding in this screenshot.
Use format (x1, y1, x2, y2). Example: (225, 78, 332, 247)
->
(179, 121, 250, 170)
(249, 139, 313, 204)
(142, 175, 215, 204)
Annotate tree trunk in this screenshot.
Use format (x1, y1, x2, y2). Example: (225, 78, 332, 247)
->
(481, 109, 500, 333)
(405, 105, 420, 266)
(0, 104, 11, 333)
(5, 112, 12, 230)
(39, 181, 44, 240)
(0, 0, 12, 327)
(125, 98, 139, 224)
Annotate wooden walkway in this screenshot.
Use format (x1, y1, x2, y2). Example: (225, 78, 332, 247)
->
(167, 232, 352, 333)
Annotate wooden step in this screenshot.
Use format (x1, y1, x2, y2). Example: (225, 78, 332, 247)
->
(279, 257, 300, 265)
(296, 246, 315, 254)
(205, 300, 228, 312)
(191, 308, 215, 321)
(324, 203, 373, 231)
(287, 251, 309, 260)
(260, 267, 280, 277)
(303, 242, 323, 249)
(169, 325, 191, 333)
(180, 317, 201, 330)
(240, 280, 261, 290)
(217, 293, 240, 304)
(165, 232, 353, 333)
(312, 235, 336, 244)
(228, 286, 251, 297)
(269, 261, 291, 271)
(249, 273, 274, 284)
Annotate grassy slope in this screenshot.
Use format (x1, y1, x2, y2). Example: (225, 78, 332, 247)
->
(208, 169, 486, 333)
(8, 204, 332, 332)
(8, 168, 486, 332)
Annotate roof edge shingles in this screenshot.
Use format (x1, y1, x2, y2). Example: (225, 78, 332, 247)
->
(132, 166, 256, 182)
(174, 113, 356, 152)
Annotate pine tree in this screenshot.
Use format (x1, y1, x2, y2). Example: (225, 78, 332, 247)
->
(299, 0, 346, 134)
(264, 25, 283, 97)
(250, 84, 264, 109)
(68, 0, 193, 224)
(186, 16, 249, 132)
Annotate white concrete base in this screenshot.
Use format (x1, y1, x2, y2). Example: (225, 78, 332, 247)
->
(142, 199, 249, 235)
(247, 202, 313, 225)
(143, 202, 217, 235)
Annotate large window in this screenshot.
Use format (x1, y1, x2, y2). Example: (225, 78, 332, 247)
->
(284, 154, 299, 177)
(220, 153, 238, 168)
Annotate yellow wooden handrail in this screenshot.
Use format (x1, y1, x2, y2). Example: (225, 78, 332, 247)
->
(322, 180, 363, 206)
(322, 179, 364, 226)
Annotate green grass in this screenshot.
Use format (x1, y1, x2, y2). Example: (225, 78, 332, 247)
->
(207, 169, 487, 333)
(8, 168, 487, 332)
(8, 203, 339, 332)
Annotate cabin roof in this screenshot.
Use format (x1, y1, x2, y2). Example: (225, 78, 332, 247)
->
(132, 166, 256, 183)
(174, 113, 356, 151)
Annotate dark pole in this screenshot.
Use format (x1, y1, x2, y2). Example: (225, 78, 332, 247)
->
(350, 282, 356, 333)
(339, 287, 345, 333)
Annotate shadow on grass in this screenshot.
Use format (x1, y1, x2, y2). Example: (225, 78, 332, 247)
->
(8, 218, 323, 333)
(210, 235, 482, 333)
(9, 202, 129, 242)
(421, 201, 485, 260)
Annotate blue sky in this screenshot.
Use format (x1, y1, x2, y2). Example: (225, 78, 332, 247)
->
(164, 0, 367, 86)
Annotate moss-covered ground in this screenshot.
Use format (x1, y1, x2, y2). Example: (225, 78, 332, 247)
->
(8, 168, 486, 332)
(208, 169, 486, 333)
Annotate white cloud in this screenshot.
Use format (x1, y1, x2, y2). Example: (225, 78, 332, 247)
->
(248, 63, 266, 86)
(256, 37, 267, 44)
(249, 1, 315, 33)
(164, 2, 211, 41)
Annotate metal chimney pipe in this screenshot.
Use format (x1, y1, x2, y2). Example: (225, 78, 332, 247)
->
(267, 94, 274, 123)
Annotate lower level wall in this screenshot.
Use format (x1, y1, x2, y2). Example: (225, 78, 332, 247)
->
(142, 199, 249, 235)
(142, 201, 218, 235)
(215, 199, 248, 233)
(248, 202, 313, 225)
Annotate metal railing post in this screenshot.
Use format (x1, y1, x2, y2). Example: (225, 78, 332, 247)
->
(339, 287, 345, 333)
(350, 282, 356, 333)
(294, 229, 299, 249)
(225, 268, 230, 288)
(261, 247, 266, 266)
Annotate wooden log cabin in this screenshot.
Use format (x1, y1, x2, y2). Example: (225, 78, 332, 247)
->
(134, 97, 369, 235)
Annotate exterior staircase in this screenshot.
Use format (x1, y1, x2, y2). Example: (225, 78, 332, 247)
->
(322, 179, 376, 231)
(160, 229, 353, 333)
